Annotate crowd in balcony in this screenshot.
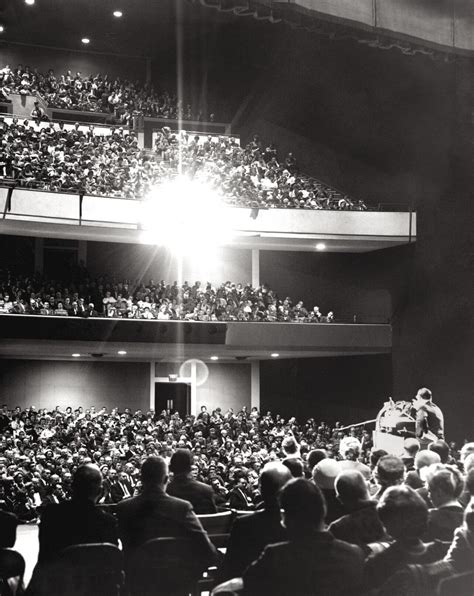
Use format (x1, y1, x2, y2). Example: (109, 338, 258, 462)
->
(0, 271, 334, 323)
(0, 63, 214, 122)
(0, 399, 472, 594)
(0, 116, 367, 209)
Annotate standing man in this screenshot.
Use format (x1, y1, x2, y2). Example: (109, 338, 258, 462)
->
(413, 387, 444, 448)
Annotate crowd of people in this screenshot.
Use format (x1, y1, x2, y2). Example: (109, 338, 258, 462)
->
(0, 398, 473, 595)
(0, 271, 335, 323)
(0, 63, 215, 123)
(0, 116, 367, 209)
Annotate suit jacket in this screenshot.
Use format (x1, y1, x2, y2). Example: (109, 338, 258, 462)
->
(37, 498, 118, 563)
(0, 509, 18, 548)
(166, 474, 217, 514)
(220, 505, 287, 581)
(110, 479, 133, 503)
(243, 531, 365, 596)
(416, 402, 444, 440)
(328, 500, 387, 554)
(426, 504, 464, 542)
(229, 487, 253, 511)
(115, 486, 217, 564)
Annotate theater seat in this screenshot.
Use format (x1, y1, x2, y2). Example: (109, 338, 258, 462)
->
(126, 537, 210, 596)
(0, 548, 25, 596)
(197, 511, 234, 548)
(36, 543, 123, 596)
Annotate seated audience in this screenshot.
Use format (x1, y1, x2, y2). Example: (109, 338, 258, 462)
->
(312, 458, 346, 523)
(116, 455, 218, 565)
(241, 478, 365, 596)
(220, 462, 292, 581)
(401, 437, 420, 472)
(373, 454, 405, 500)
(36, 464, 118, 564)
(328, 470, 387, 553)
(425, 463, 465, 541)
(337, 437, 371, 481)
(405, 448, 441, 490)
(364, 486, 449, 591)
(167, 448, 217, 514)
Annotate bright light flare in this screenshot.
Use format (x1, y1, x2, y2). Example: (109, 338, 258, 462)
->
(140, 178, 233, 255)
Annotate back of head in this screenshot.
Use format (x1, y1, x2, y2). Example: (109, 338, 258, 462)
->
(307, 449, 327, 471)
(280, 478, 326, 531)
(282, 458, 304, 478)
(460, 442, 474, 463)
(465, 468, 474, 497)
(464, 453, 474, 476)
(282, 436, 299, 456)
(370, 449, 388, 468)
(335, 470, 369, 506)
(426, 463, 464, 503)
(415, 449, 441, 471)
(417, 387, 432, 401)
(169, 449, 193, 475)
(377, 485, 428, 541)
(339, 437, 361, 461)
(141, 456, 168, 487)
(259, 462, 292, 505)
(312, 458, 340, 490)
(428, 440, 450, 464)
(72, 464, 102, 502)
(404, 438, 420, 458)
(376, 455, 405, 487)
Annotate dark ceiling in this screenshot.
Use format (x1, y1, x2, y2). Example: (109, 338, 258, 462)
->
(0, 0, 236, 57)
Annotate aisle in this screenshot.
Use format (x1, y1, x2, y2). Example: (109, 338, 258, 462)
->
(15, 524, 39, 586)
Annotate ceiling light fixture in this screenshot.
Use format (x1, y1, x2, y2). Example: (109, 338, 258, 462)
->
(117, 350, 127, 355)
(72, 353, 81, 358)
(210, 355, 219, 361)
(113, 10, 123, 17)
(315, 242, 326, 251)
(81, 38, 90, 44)
(0, 26, 4, 33)
(271, 353, 280, 358)
(25, 0, 35, 5)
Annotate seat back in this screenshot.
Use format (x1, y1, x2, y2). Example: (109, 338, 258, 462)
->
(127, 537, 205, 596)
(437, 570, 474, 596)
(0, 549, 25, 596)
(41, 543, 123, 596)
(198, 511, 234, 547)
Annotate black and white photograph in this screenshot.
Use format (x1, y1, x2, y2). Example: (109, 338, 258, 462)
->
(0, 0, 472, 594)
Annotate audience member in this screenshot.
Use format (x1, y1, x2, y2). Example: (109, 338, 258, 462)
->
(116, 456, 218, 565)
(405, 449, 441, 490)
(373, 454, 405, 500)
(220, 462, 292, 581)
(425, 463, 465, 541)
(328, 470, 387, 553)
(167, 448, 217, 514)
(241, 478, 365, 596)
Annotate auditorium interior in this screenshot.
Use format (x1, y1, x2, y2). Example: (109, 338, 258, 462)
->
(0, 0, 472, 595)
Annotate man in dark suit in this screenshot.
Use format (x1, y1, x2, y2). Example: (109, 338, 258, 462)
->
(36, 464, 118, 564)
(242, 479, 364, 596)
(110, 471, 133, 503)
(219, 462, 292, 581)
(167, 449, 217, 514)
(413, 387, 444, 447)
(116, 456, 218, 566)
(228, 472, 254, 511)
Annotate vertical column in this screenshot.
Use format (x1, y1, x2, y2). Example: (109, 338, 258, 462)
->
(149, 362, 155, 411)
(78, 241, 87, 266)
(251, 248, 260, 288)
(190, 360, 197, 415)
(34, 238, 44, 274)
(251, 361, 260, 411)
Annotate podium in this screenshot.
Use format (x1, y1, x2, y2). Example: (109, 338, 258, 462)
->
(373, 430, 405, 457)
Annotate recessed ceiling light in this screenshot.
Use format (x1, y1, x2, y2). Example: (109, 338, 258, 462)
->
(0, 26, 4, 33)
(271, 353, 280, 358)
(117, 350, 127, 355)
(81, 38, 90, 44)
(113, 10, 123, 17)
(72, 353, 81, 358)
(210, 355, 219, 361)
(25, 0, 35, 5)
(315, 242, 326, 251)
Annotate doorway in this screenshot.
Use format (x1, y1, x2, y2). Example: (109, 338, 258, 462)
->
(154, 382, 191, 418)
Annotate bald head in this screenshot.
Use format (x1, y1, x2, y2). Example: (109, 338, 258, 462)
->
(335, 470, 369, 505)
(72, 464, 102, 502)
(260, 462, 292, 505)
